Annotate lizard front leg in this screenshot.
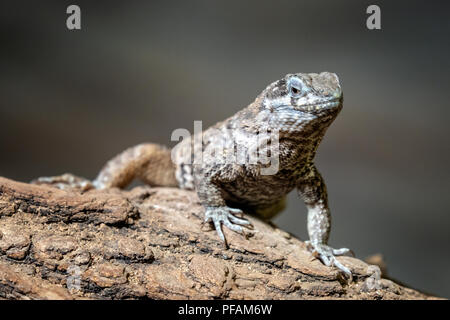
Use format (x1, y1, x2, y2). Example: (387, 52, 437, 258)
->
(297, 164, 354, 280)
(195, 175, 253, 247)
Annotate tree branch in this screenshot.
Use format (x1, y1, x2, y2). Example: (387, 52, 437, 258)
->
(0, 176, 436, 299)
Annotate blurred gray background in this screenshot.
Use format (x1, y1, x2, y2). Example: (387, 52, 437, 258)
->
(1, 0, 449, 297)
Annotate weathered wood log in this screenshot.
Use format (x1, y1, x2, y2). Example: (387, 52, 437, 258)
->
(0, 176, 437, 299)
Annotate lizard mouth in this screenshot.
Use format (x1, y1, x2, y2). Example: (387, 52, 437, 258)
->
(295, 98, 342, 112)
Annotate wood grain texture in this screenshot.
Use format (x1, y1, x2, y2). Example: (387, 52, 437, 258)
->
(0, 176, 437, 299)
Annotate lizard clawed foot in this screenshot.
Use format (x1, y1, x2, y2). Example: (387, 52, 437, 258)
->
(306, 241, 354, 282)
(205, 206, 254, 248)
(31, 173, 94, 191)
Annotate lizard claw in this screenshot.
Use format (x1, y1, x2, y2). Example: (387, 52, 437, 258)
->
(205, 206, 253, 247)
(306, 241, 354, 282)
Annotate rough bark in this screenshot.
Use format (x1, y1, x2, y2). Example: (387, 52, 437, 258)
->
(0, 176, 437, 300)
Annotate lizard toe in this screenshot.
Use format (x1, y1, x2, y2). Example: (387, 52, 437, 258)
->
(332, 247, 354, 257)
(308, 242, 354, 282)
(205, 206, 253, 246)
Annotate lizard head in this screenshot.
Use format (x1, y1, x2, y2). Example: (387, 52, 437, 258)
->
(262, 72, 342, 114)
(254, 72, 343, 135)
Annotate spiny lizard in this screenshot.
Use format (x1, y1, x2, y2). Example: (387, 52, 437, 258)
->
(35, 72, 354, 278)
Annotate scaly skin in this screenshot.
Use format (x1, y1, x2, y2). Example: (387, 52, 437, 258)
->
(34, 72, 354, 279)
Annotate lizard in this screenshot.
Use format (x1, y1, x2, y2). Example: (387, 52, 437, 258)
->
(34, 72, 354, 278)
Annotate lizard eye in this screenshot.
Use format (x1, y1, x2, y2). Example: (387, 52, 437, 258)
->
(290, 86, 300, 95)
(288, 77, 304, 98)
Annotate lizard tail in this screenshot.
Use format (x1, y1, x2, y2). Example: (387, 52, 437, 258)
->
(93, 143, 178, 189)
